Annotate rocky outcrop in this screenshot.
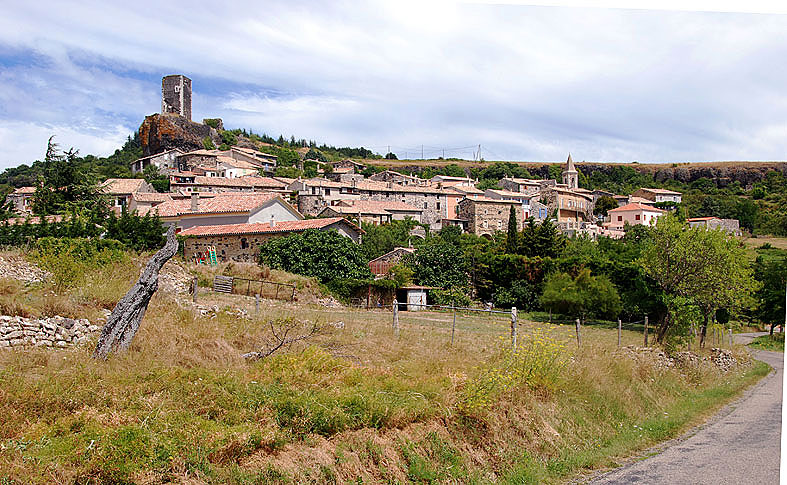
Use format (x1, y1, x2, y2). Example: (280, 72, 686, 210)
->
(0, 315, 100, 349)
(385, 161, 787, 189)
(139, 113, 222, 157)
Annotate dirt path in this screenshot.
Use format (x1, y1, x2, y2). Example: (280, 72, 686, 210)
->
(589, 333, 782, 484)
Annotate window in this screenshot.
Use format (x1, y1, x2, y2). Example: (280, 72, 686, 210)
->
(617, 216, 622, 222)
(325, 188, 331, 196)
(423, 202, 427, 209)
(635, 214, 641, 221)
(240, 238, 248, 249)
(437, 202, 441, 210)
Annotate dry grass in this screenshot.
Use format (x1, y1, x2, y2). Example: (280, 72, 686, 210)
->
(741, 235, 787, 251)
(0, 250, 771, 484)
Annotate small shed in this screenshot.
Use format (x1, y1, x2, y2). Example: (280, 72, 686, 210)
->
(397, 286, 434, 312)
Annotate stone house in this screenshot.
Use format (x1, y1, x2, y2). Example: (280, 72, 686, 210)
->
(540, 185, 593, 223)
(101, 178, 157, 214)
(217, 156, 260, 178)
(6, 186, 36, 214)
(317, 200, 423, 225)
(457, 197, 524, 237)
(171, 175, 255, 193)
(499, 177, 555, 193)
(368, 170, 426, 186)
(128, 192, 172, 216)
(154, 192, 302, 231)
(631, 188, 682, 204)
(484, 189, 549, 221)
(606, 203, 665, 230)
(178, 147, 276, 174)
(179, 217, 363, 262)
(131, 148, 183, 175)
(686, 217, 741, 236)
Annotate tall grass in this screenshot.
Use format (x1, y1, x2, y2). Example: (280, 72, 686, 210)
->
(0, 249, 772, 483)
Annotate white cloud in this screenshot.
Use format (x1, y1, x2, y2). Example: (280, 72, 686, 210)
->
(0, 1, 784, 166)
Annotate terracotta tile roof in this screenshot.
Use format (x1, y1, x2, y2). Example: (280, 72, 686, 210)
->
(102, 178, 147, 195)
(462, 197, 521, 204)
(155, 192, 280, 217)
(217, 157, 260, 170)
(609, 203, 665, 213)
(686, 216, 719, 222)
(179, 217, 360, 236)
(12, 186, 36, 194)
(640, 188, 682, 195)
(190, 176, 253, 187)
(4, 215, 64, 225)
(133, 149, 184, 162)
(132, 192, 172, 203)
(335, 200, 422, 213)
(628, 196, 655, 205)
(240, 176, 288, 189)
(181, 149, 222, 157)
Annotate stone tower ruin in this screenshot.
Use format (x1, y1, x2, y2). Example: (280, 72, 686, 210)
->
(161, 75, 192, 121)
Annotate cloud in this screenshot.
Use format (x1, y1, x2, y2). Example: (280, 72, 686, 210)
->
(0, 2, 785, 166)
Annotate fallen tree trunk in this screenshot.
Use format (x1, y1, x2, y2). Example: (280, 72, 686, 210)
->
(93, 226, 178, 360)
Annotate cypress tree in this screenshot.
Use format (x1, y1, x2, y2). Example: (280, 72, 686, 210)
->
(505, 205, 519, 254)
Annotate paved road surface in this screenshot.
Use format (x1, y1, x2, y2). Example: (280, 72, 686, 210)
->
(590, 333, 782, 484)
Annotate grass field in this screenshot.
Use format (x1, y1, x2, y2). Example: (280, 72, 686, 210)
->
(748, 333, 785, 352)
(0, 255, 772, 484)
(741, 236, 787, 251)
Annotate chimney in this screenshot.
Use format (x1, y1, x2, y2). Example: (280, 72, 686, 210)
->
(270, 214, 275, 228)
(190, 192, 198, 212)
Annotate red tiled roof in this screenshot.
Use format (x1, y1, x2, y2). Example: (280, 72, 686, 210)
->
(132, 192, 172, 203)
(335, 200, 422, 213)
(102, 178, 148, 194)
(179, 217, 359, 236)
(154, 192, 280, 217)
(240, 176, 288, 189)
(12, 186, 36, 194)
(608, 203, 665, 213)
(190, 176, 253, 187)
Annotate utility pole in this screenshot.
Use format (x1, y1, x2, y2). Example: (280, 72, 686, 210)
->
(478, 144, 481, 161)
(421, 144, 424, 160)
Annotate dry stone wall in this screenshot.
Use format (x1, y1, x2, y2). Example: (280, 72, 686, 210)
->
(0, 315, 100, 349)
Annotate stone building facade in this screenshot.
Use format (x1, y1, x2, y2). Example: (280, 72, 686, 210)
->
(180, 218, 362, 262)
(457, 197, 523, 236)
(162, 74, 192, 120)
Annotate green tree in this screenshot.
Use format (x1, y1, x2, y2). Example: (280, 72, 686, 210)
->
(540, 269, 621, 323)
(384, 152, 398, 160)
(594, 195, 618, 217)
(639, 214, 757, 344)
(753, 251, 787, 335)
(360, 219, 420, 261)
(404, 237, 469, 292)
(142, 165, 169, 193)
(505, 205, 519, 254)
(202, 136, 216, 150)
(519, 218, 565, 258)
(31, 138, 108, 217)
(260, 229, 371, 282)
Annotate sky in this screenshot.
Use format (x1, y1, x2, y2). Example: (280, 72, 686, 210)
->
(0, 1, 785, 167)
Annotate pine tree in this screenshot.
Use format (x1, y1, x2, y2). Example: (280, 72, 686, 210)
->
(506, 205, 519, 254)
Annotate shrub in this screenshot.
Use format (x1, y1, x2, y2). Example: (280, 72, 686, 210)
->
(260, 230, 371, 283)
(33, 237, 128, 289)
(460, 326, 567, 414)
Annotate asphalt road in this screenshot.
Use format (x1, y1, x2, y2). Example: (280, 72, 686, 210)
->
(589, 333, 782, 485)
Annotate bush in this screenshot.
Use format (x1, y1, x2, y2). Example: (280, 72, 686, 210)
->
(460, 327, 567, 414)
(260, 229, 371, 283)
(33, 237, 128, 289)
(104, 210, 166, 251)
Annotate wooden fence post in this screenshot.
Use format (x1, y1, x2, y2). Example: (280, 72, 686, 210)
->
(729, 327, 733, 347)
(451, 300, 456, 346)
(644, 316, 649, 346)
(392, 299, 399, 337)
(575, 318, 581, 347)
(192, 277, 198, 303)
(617, 319, 622, 348)
(255, 293, 260, 314)
(511, 307, 518, 351)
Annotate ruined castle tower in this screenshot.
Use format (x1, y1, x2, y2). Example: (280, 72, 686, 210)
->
(562, 153, 578, 189)
(161, 75, 192, 121)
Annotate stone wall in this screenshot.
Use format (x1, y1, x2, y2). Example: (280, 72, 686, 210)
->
(183, 233, 278, 263)
(0, 315, 100, 349)
(458, 199, 523, 236)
